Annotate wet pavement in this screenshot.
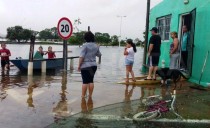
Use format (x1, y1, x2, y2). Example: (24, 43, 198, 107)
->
(47, 81, 210, 128)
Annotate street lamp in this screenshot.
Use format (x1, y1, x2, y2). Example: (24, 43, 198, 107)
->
(117, 15, 126, 47)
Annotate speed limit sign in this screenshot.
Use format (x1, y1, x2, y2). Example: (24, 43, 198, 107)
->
(57, 17, 73, 40)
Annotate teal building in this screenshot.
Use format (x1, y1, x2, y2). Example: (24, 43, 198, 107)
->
(147, 0, 210, 86)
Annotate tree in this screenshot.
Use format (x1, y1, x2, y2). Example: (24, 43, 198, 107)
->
(74, 18, 82, 32)
(134, 38, 144, 47)
(102, 33, 111, 44)
(50, 27, 59, 40)
(111, 35, 119, 46)
(95, 32, 111, 45)
(68, 31, 86, 45)
(6, 26, 32, 42)
(6, 26, 23, 42)
(39, 29, 53, 41)
(21, 29, 32, 42)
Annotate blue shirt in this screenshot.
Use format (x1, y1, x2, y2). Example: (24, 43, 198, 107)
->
(181, 32, 189, 51)
(80, 42, 102, 69)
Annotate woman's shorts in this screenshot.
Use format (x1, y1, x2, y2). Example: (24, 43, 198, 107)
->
(125, 59, 134, 66)
(81, 66, 97, 84)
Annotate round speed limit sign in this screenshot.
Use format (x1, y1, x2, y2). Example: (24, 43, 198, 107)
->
(57, 17, 73, 40)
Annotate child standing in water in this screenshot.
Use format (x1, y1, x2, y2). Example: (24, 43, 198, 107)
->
(45, 46, 56, 59)
(124, 39, 137, 83)
(0, 43, 11, 70)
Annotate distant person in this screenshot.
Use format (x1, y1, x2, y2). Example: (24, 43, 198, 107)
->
(34, 46, 44, 59)
(0, 43, 11, 70)
(45, 46, 56, 59)
(124, 39, 137, 83)
(170, 32, 179, 69)
(78, 31, 102, 98)
(145, 27, 161, 80)
(181, 25, 190, 70)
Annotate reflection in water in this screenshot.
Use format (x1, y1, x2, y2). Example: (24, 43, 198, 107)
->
(53, 72, 70, 122)
(81, 97, 93, 114)
(121, 84, 135, 118)
(0, 71, 9, 101)
(27, 85, 35, 108)
(75, 97, 94, 128)
(27, 74, 47, 109)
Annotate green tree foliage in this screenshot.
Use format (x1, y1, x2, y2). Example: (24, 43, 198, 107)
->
(111, 35, 119, 46)
(134, 38, 144, 47)
(38, 27, 60, 41)
(68, 31, 86, 45)
(39, 29, 53, 41)
(50, 27, 59, 40)
(95, 32, 111, 45)
(21, 29, 32, 42)
(6, 26, 32, 42)
(120, 40, 126, 46)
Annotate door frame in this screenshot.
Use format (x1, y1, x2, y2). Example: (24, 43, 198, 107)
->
(178, 9, 196, 75)
(178, 13, 190, 69)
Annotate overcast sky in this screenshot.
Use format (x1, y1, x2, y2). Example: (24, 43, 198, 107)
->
(0, 0, 162, 40)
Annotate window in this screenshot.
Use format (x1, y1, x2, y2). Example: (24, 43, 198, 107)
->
(156, 15, 171, 40)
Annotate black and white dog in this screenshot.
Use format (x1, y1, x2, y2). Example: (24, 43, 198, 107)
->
(156, 68, 189, 89)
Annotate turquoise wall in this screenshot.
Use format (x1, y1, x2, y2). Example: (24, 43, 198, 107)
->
(148, 0, 210, 86)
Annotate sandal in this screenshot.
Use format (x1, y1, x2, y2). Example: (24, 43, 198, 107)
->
(144, 77, 152, 80)
(132, 79, 136, 82)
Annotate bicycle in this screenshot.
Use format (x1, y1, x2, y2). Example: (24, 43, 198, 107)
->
(133, 90, 183, 121)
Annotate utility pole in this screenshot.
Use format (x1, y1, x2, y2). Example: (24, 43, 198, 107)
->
(117, 15, 126, 47)
(142, 0, 151, 70)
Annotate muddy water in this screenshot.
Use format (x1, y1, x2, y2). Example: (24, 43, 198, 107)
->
(0, 45, 149, 128)
(1, 45, 210, 128)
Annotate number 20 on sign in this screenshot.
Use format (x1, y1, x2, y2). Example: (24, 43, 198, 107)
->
(57, 17, 73, 40)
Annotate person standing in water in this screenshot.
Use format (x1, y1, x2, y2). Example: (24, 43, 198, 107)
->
(0, 43, 11, 70)
(124, 39, 137, 83)
(78, 31, 102, 98)
(45, 46, 56, 59)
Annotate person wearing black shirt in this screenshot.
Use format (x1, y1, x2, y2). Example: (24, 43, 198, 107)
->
(145, 27, 161, 80)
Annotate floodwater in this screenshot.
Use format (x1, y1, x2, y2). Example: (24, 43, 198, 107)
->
(1, 45, 145, 128)
(1, 45, 210, 128)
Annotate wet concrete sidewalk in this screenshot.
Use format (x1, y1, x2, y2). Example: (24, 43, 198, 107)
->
(47, 81, 210, 128)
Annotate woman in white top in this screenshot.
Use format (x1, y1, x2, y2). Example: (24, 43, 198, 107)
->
(124, 39, 137, 83)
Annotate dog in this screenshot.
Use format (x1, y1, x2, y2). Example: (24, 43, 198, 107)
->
(156, 68, 189, 89)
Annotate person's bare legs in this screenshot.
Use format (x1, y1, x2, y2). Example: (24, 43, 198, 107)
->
(130, 66, 136, 82)
(153, 66, 158, 80)
(125, 66, 130, 82)
(6, 64, 10, 70)
(88, 83, 94, 97)
(147, 66, 154, 79)
(82, 84, 89, 98)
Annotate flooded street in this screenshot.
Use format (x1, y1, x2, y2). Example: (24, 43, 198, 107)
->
(0, 45, 210, 128)
(0, 45, 145, 128)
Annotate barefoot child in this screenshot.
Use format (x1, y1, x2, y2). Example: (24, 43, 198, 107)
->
(124, 39, 137, 83)
(0, 43, 11, 70)
(45, 46, 56, 59)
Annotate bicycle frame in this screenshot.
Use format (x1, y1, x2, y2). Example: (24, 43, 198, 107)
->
(133, 90, 183, 121)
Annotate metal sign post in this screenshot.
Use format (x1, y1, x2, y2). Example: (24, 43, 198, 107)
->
(57, 17, 73, 71)
(63, 40, 68, 70)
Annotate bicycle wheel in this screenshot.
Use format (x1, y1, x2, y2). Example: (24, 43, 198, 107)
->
(133, 110, 159, 121)
(142, 96, 162, 106)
